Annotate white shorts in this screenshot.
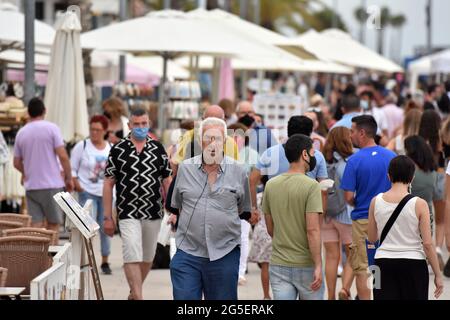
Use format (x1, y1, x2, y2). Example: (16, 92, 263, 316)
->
(119, 219, 162, 263)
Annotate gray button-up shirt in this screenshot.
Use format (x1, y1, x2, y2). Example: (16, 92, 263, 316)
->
(171, 155, 252, 261)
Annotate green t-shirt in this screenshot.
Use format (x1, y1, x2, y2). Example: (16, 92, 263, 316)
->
(263, 173, 323, 267)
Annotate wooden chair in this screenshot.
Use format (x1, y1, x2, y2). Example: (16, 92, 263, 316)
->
(0, 267, 7, 287)
(0, 236, 51, 295)
(0, 214, 32, 227)
(0, 221, 23, 234)
(2, 228, 58, 246)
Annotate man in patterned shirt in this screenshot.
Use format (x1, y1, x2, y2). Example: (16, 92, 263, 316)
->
(103, 107, 172, 300)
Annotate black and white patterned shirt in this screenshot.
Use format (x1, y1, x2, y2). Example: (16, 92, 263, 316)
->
(105, 136, 171, 220)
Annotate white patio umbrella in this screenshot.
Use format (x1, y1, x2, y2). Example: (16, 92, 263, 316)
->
(0, 3, 55, 49)
(280, 29, 403, 73)
(81, 10, 308, 131)
(90, 51, 189, 83)
(176, 55, 353, 74)
(184, 9, 353, 73)
(45, 8, 89, 142)
(0, 49, 50, 65)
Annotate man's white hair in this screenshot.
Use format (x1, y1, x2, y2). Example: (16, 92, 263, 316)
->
(198, 117, 227, 144)
(236, 101, 253, 114)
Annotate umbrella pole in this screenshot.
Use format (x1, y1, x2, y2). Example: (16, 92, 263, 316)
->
(158, 53, 169, 137)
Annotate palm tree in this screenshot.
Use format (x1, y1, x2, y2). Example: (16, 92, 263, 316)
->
(354, 6, 367, 43)
(389, 14, 407, 62)
(376, 6, 391, 55)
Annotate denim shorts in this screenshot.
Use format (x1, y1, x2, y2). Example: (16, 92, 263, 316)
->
(269, 264, 324, 300)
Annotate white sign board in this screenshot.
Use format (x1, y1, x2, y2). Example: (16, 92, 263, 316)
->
(53, 192, 100, 239)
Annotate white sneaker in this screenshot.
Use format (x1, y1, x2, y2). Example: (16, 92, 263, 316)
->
(337, 264, 343, 278)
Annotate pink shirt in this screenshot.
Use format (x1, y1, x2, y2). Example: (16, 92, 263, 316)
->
(14, 120, 65, 190)
(383, 104, 404, 139)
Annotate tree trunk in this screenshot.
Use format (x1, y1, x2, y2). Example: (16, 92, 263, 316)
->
(377, 28, 384, 55)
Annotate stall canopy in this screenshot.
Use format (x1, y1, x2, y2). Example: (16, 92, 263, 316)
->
(408, 49, 450, 93)
(409, 49, 450, 75)
(0, 3, 55, 50)
(280, 29, 403, 73)
(45, 8, 89, 142)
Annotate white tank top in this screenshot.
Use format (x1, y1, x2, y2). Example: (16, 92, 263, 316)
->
(374, 194, 426, 260)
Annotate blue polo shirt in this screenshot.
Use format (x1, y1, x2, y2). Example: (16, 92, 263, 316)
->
(340, 146, 396, 220)
(331, 112, 361, 130)
(256, 144, 328, 181)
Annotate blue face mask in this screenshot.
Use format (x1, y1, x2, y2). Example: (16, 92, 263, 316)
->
(132, 127, 149, 141)
(361, 100, 370, 110)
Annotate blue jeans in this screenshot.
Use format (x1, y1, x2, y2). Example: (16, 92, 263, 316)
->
(269, 264, 324, 300)
(170, 246, 240, 300)
(78, 191, 111, 257)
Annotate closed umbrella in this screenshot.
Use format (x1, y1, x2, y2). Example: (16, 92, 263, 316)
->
(45, 8, 89, 142)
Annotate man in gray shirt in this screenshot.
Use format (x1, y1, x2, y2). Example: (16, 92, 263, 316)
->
(169, 117, 254, 300)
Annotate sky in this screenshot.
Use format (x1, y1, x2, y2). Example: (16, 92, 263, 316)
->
(320, 0, 450, 62)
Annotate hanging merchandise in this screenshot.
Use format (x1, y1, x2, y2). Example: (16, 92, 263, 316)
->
(253, 93, 303, 143)
(168, 81, 201, 121)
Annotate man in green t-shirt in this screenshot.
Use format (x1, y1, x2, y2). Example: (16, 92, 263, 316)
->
(263, 134, 324, 300)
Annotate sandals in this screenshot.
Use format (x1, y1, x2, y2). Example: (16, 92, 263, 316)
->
(338, 288, 352, 300)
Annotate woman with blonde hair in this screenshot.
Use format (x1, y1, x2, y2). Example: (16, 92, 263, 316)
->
(102, 97, 129, 144)
(387, 109, 422, 155)
(322, 127, 355, 300)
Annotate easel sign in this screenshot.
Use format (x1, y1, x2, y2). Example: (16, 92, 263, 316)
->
(54, 192, 100, 239)
(53, 192, 103, 300)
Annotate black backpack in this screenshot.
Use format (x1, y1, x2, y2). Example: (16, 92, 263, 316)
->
(326, 158, 347, 218)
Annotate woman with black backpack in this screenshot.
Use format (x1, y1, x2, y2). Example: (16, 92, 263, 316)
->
(322, 127, 355, 300)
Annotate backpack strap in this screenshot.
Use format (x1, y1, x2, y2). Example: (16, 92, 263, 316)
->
(76, 139, 88, 177)
(379, 194, 415, 245)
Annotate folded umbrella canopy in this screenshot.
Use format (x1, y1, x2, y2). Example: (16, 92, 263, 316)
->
(45, 8, 89, 142)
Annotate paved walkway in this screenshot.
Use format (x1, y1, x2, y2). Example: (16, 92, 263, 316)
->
(93, 236, 450, 300)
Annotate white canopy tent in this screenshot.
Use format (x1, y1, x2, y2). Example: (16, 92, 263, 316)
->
(279, 29, 403, 73)
(408, 49, 450, 93)
(45, 8, 89, 142)
(81, 10, 311, 130)
(0, 3, 55, 49)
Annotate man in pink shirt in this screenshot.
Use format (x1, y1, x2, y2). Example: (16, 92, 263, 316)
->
(14, 98, 73, 238)
(382, 93, 404, 139)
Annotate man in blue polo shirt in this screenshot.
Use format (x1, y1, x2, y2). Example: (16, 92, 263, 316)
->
(250, 116, 328, 218)
(331, 94, 362, 131)
(340, 115, 396, 300)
